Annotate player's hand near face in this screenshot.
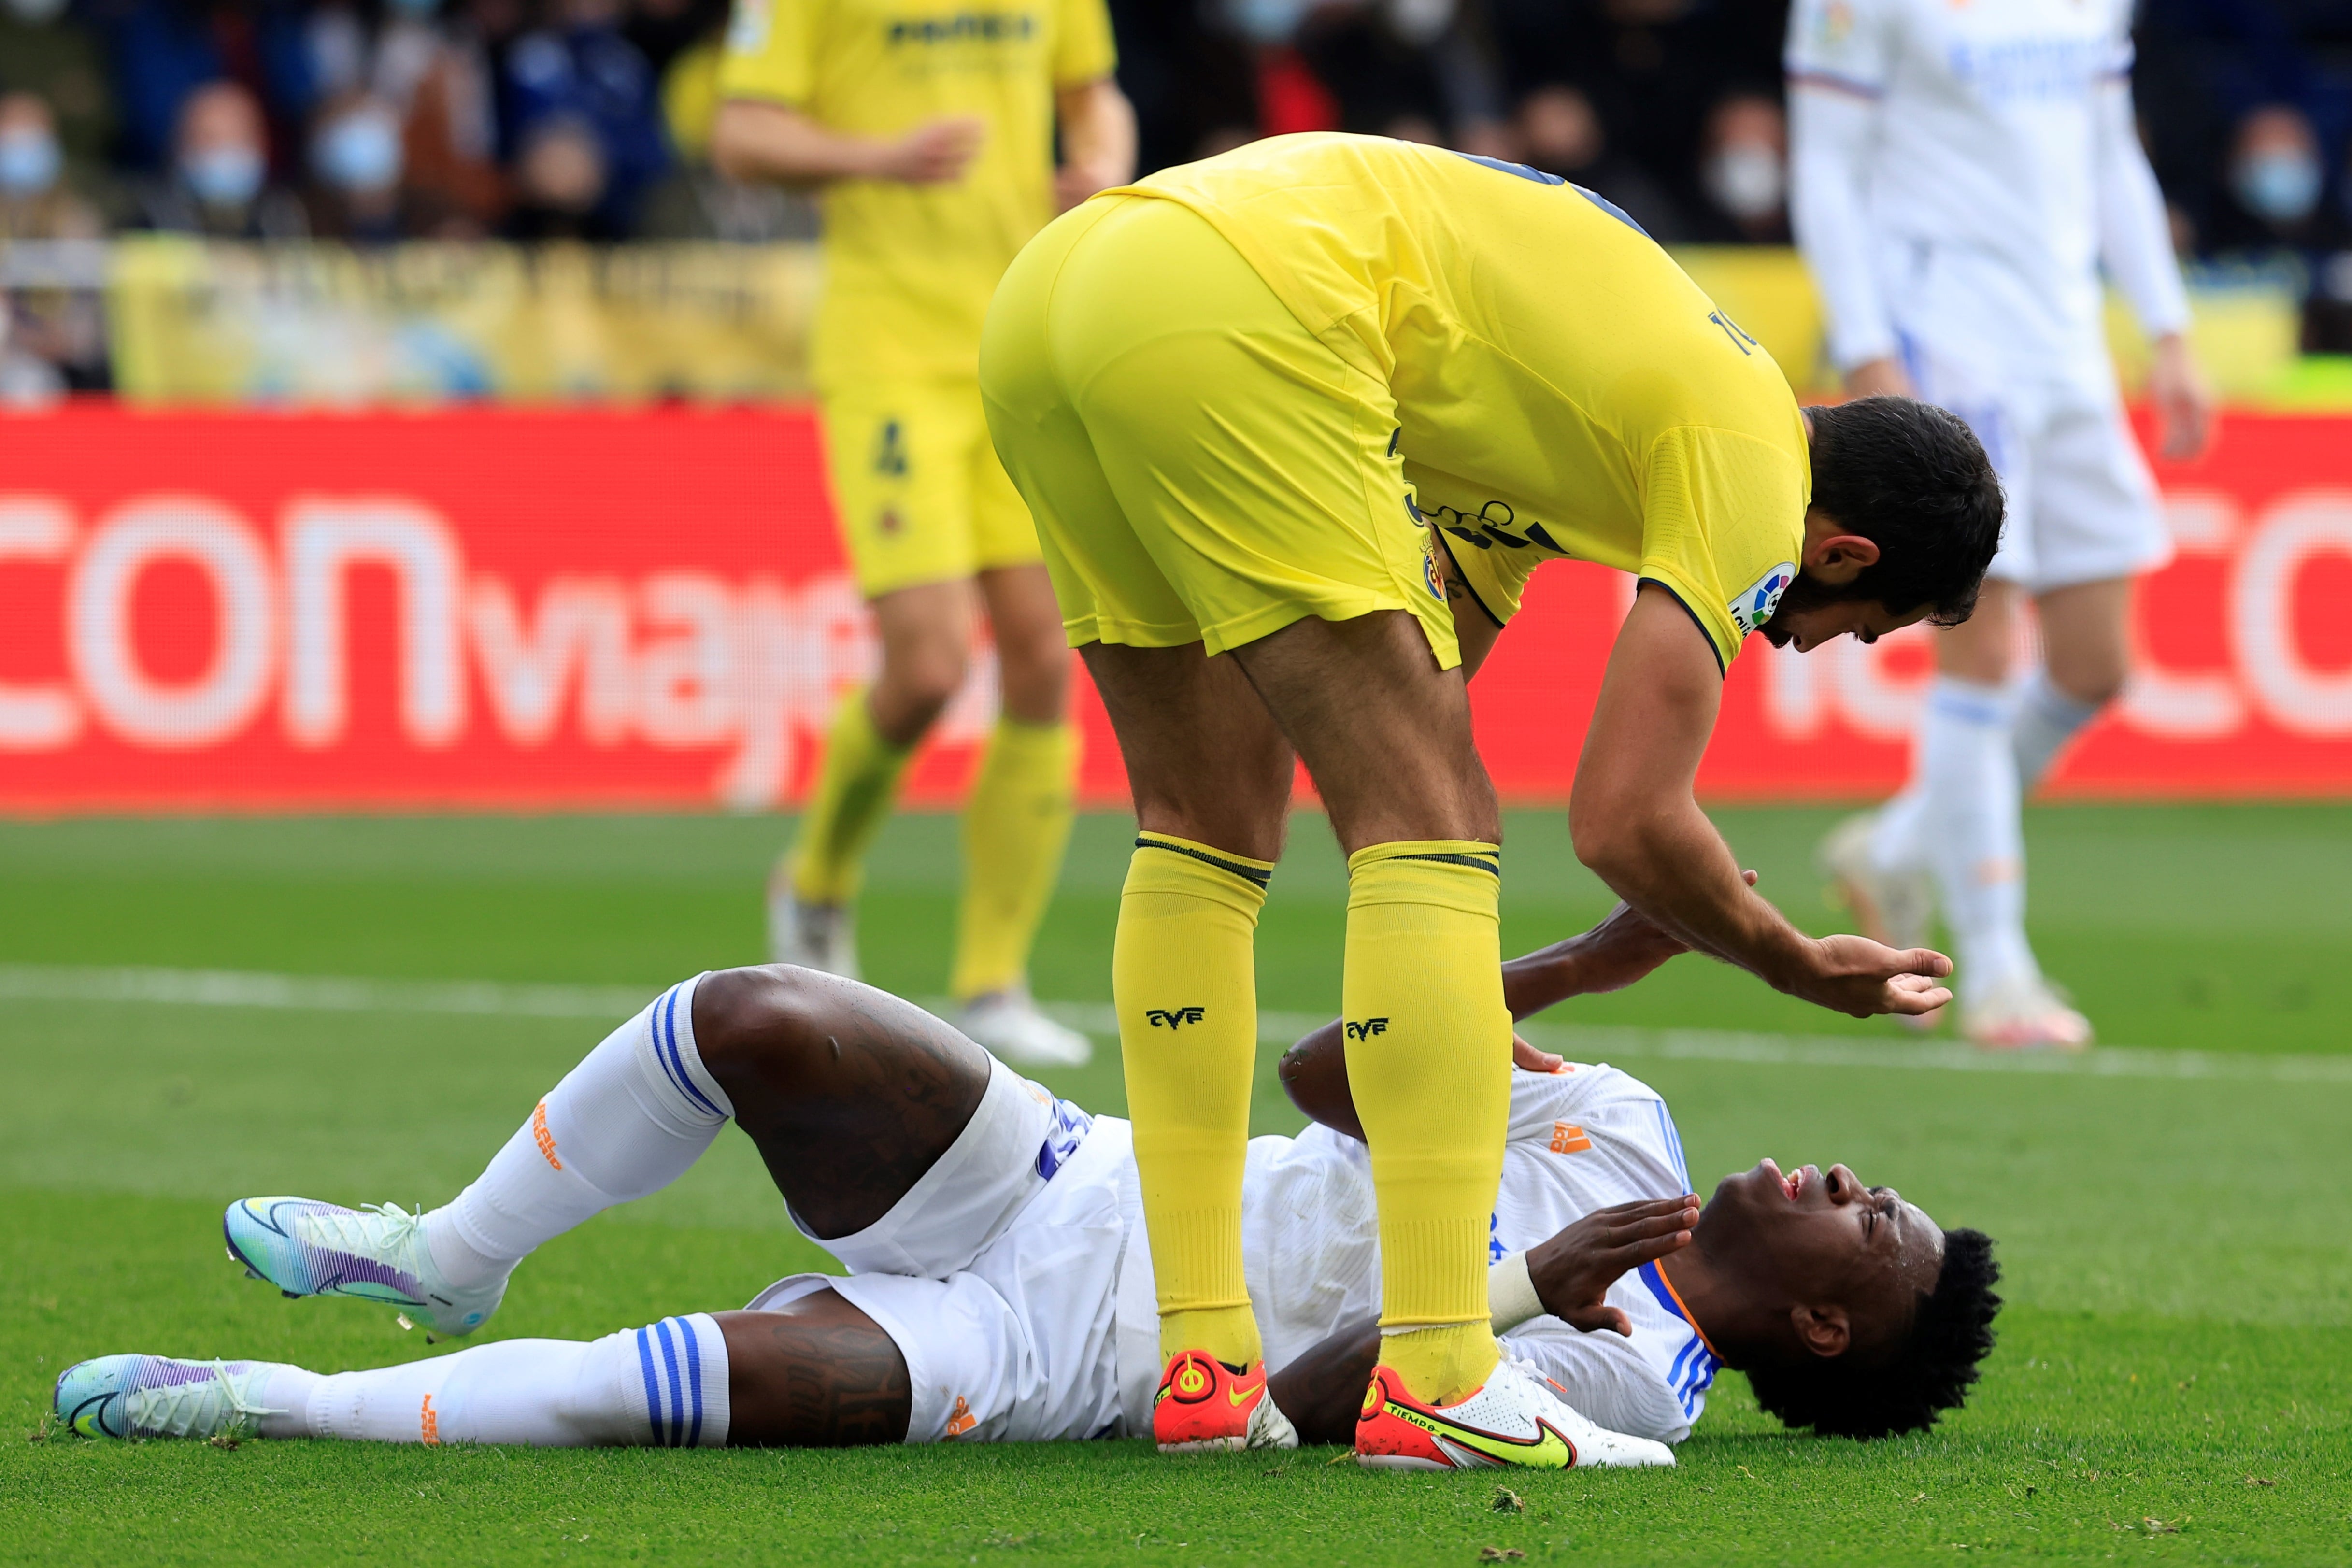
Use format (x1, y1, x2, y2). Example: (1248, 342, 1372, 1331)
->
(1525, 1196, 1701, 1336)
(2147, 331, 2214, 461)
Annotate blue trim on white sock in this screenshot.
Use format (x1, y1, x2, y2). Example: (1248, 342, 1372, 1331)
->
(676, 1317, 705, 1448)
(635, 1327, 664, 1445)
(656, 984, 728, 1123)
(653, 1318, 686, 1448)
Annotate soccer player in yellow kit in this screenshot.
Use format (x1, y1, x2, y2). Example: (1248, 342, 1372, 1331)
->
(980, 133, 2003, 1468)
(711, 0, 1134, 1065)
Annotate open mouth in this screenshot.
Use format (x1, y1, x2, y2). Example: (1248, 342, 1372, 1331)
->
(1783, 1166, 1808, 1201)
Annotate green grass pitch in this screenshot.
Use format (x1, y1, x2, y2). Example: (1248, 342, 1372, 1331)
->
(2, 804, 2348, 1565)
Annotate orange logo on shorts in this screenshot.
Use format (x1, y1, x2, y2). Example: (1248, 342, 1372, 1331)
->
(944, 1396, 977, 1438)
(420, 1393, 441, 1445)
(1550, 1121, 1591, 1155)
(532, 1100, 562, 1171)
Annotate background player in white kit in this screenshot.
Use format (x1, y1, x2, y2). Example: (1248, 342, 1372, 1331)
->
(1786, 0, 2215, 1046)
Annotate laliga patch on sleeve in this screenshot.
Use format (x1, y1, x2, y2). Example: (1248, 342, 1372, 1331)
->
(1728, 563, 1796, 639)
(726, 0, 769, 54)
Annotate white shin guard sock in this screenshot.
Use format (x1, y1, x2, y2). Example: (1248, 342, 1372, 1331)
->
(426, 976, 734, 1287)
(296, 1313, 730, 1448)
(2011, 669, 2103, 793)
(1869, 787, 1930, 875)
(1920, 678, 2035, 1001)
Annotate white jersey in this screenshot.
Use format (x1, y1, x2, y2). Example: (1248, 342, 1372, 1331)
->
(765, 1060, 1720, 1447)
(1784, 0, 2188, 388)
(1115, 1064, 1720, 1444)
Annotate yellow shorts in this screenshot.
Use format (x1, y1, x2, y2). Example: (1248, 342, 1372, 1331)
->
(821, 379, 1042, 599)
(977, 194, 1456, 664)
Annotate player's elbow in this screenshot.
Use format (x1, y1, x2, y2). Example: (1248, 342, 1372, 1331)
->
(1568, 804, 1648, 889)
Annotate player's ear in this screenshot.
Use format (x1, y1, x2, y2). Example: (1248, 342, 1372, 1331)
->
(1799, 507, 1882, 584)
(1789, 1301, 1853, 1359)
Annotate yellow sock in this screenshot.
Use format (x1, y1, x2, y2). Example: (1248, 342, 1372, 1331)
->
(786, 689, 913, 906)
(1116, 831, 1273, 1367)
(1343, 840, 1511, 1404)
(949, 717, 1079, 1001)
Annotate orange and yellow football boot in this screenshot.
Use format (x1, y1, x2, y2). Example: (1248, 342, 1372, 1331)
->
(1152, 1349, 1299, 1453)
(1355, 1358, 1676, 1471)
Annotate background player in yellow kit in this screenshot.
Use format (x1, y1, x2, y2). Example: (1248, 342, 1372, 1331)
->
(712, 0, 1134, 1066)
(981, 132, 2003, 1468)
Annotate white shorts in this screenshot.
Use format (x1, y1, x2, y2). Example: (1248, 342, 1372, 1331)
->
(1901, 334, 2171, 593)
(746, 1057, 1148, 1444)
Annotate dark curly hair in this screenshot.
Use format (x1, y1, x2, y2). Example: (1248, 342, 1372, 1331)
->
(1789, 395, 2005, 626)
(1745, 1227, 2002, 1440)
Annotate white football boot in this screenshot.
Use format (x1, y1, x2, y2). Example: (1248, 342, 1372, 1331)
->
(55, 1355, 285, 1441)
(1818, 811, 1941, 1031)
(958, 986, 1093, 1068)
(768, 885, 860, 980)
(1961, 970, 2093, 1051)
(225, 1197, 506, 1337)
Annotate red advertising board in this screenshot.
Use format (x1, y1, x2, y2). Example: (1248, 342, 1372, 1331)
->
(0, 404, 2346, 812)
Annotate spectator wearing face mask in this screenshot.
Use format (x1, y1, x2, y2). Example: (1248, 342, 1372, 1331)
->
(304, 0, 505, 237)
(2213, 103, 2327, 251)
(0, 0, 118, 204)
(1695, 90, 1787, 242)
(93, 0, 317, 174)
(306, 90, 406, 241)
(0, 90, 109, 401)
(131, 78, 309, 238)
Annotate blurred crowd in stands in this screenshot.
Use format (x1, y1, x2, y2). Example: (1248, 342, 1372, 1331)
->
(6, 0, 2352, 391)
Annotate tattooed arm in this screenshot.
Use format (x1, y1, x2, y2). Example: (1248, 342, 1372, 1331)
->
(1429, 526, 1504, 679)
(716, 1293, 913, 1446)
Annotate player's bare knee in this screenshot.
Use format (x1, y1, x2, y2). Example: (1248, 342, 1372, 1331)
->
(690, 965, 841, 1094)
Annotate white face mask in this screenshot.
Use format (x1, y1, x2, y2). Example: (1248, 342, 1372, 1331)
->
(182, 144, 266, 208)
(314, 108, 404, 194)
(2, 0, 71, 25)
(2233, 149, 2321, 226)
(0, 126, 61, 195)
(1706, 142, 1785, 221)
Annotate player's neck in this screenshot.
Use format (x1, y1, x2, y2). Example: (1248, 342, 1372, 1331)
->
(1655, 1253, 1731, 1363)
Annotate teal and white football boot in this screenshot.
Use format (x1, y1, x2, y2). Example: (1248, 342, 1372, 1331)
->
(54, 1355, 284, 1441)
(224, 1197, 505, 1337)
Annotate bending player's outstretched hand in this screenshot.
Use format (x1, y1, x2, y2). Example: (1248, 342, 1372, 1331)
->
(1526, 1197, 1701, 1336)
(1800, 933, 1955, 1018)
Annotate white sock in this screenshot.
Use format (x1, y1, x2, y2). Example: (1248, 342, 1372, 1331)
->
(2011, 668, 2103, 793)
(425, 976, 733, 1288)
(1919, 677, 2036, 1002)
(286, 1313, 729, 1447)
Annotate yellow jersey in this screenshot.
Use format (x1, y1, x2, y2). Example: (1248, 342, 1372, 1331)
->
(718, 0, 1117, 389)
(1125, 134, 1811, 670)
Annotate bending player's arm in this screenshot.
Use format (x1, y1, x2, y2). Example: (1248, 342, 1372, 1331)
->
(1053, 76, 1135, 210)
(1266, 1198, 1696, 1442)
(1573, 584, 1950, 1017)
(2092, 76, 2212, 461)
(711, 99, 984, 189)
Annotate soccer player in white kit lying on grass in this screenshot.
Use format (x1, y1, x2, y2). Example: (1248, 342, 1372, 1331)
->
(1786, 0, 2216, 1047)
(55, 903, 2000, 1468)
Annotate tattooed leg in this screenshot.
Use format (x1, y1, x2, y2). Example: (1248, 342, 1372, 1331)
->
(690, 965, 991, 1240)
(716, 1294, 913, 1446)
